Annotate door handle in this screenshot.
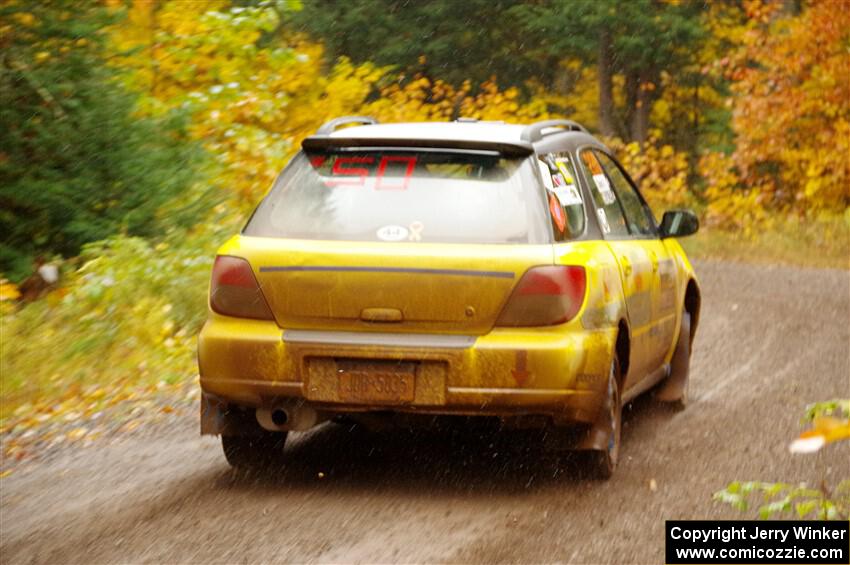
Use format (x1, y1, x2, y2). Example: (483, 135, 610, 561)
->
(621, 256, 632, 276)
(650, 251, 659, 274)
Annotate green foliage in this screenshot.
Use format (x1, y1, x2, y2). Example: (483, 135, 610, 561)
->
(0, 223, 235, 422)
(513, 0, 705, 74)
(0, 1, 208, 281)
(292, 0, 708, 147)
(290, 0, 554, 90)
(803, 400, 850, 424)
(515, 0, 705, 140)
(714, 399, 850, 521)
(714, 481, 850, 521)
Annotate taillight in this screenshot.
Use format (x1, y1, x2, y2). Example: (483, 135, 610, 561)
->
(210, 255, 274, 320)
(496, 266, 586, 326)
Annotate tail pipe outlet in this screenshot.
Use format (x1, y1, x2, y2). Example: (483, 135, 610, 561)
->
(256, 402, 321, 432)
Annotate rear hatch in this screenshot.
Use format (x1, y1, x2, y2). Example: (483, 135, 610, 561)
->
(238, 147, 553, 335)
(235, 238, 553, 335)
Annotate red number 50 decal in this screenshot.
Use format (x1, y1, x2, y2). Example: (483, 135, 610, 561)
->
(328, 156, 373, 186)
(375, 156, 417, 190)
(326, 156, 417, 190)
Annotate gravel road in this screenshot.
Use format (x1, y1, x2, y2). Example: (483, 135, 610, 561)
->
(2, 260, 848, 564)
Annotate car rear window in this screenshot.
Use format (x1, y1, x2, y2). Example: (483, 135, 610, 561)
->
(243, 150, 551, 244)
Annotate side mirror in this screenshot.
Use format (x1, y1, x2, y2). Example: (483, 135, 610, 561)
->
(660, 209, 699, 238)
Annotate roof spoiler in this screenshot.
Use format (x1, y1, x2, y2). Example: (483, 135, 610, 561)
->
(301, 136, 535, 157)
(521, 119, 588, 142)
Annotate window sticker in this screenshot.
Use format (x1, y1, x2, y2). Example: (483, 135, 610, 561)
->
(315, 155, 419, 190)
(583, 151, 603, 175)
(549, 194, 566, 232)
(376, 224, 409, 241)
(555, 159, 575, 184)
(538, 160, 554, 191)
(593, 173, 616, 205)
(542, 156, 582, 208)
(555, 184, 583, 206)
(408, 220, 424, 241)
(596, 208, 611, 234)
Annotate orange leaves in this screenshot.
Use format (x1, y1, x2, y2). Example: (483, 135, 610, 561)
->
(690, 1, 850, 231)
(789, 416, 850, 454)
(791, 399, 850, 454)
(0, 376, 199, 470)
(727, 0, 850, 215)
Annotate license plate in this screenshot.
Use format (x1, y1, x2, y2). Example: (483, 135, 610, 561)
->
(337, 360, 415, 404)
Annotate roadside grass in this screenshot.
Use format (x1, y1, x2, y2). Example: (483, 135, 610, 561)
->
(681, 218, 849, 270)
(0, 234, 217, 465)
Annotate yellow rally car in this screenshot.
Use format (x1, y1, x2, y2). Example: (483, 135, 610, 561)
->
(198, 117, 701, 478)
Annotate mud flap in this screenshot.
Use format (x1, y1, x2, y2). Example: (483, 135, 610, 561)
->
(200, 393, 228, 435)
(574, 401, 613, 451)
(655, 312, 691, 402)
(201, 394, 270, 436)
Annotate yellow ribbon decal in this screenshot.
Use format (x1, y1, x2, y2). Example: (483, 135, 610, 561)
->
(408, 221, 424, 241)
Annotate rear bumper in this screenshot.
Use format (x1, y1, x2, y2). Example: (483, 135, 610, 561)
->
(198, 314, 616, 425)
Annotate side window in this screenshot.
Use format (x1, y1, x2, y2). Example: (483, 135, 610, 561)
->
(539, 153, 585, 240)
(595, 151, 656, 237)
(579, 149, 628, 237)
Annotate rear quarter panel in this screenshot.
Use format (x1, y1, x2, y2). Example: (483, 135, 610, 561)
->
(662, 237, 700, 354)
(554, 241, 627, 333)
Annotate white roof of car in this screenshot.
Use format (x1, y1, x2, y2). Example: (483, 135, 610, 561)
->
(329, 122, 528, 143)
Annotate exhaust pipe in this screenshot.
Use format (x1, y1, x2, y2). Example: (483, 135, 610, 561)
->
(256, 402, 319, 432)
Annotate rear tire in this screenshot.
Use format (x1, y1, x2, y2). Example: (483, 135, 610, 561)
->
(588, 355, 622, 480)
(222, 431, 288, 471)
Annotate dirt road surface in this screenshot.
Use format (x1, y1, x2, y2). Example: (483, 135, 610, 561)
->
(2, 260, 848, 564)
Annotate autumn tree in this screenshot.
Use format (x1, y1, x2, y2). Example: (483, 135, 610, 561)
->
(727, 0, 849, 215)
(292, 0, 705, 144)
(512, 0, 706, 144)
(0, 1, 203, 280)
(288, 0, 553, 91)
(109, 1, 390, 204)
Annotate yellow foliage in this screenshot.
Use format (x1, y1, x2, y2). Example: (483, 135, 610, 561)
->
(0, 280, 20, 301)
(361, 76, 550, 124)
(604, 133, 691, 213)
(543, 61, 599, 130)
(109, 2, 387, 203)
(699, 150, 773, 233)
(110, 0, 563, 206)
(457, 80, 549, 122)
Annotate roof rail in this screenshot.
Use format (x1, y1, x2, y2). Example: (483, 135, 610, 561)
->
(521, 119, 588, 142)
(315, 115, 378, 135)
